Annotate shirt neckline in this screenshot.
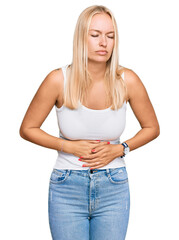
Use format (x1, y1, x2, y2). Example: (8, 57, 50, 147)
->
(79, 101, 112, 112)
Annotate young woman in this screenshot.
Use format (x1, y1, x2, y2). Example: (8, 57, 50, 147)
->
(19, 5, 160, 240)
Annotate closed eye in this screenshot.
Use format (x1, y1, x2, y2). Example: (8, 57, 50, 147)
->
(91, 35, 114, 39)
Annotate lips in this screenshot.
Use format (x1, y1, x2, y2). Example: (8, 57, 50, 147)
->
(96, 50, 108, 55)
(96, 50, 108, 53)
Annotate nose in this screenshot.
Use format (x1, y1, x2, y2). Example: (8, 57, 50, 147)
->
(99, 35, 107, 47)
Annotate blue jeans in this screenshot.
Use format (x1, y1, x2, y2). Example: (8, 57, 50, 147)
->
(48, 167, 130, 240)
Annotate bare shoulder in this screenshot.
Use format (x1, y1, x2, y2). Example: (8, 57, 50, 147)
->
(122, 67, 147, 102)
(40, 67, 65, 107)
(123, 67, 140, 83)
(43, 68, 63, 96)
(19, 67, 64, 130)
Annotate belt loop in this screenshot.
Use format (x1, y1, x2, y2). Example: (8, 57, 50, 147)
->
(106, 168, 109, 174)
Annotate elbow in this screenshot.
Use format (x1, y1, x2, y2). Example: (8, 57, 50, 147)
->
(157, 126, 160, 137)
(153, 125, 160, 139)
(19, 127, 24, 139)
(19, 126, 27, 139)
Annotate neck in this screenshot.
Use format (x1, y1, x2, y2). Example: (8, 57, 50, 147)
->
(87, 61, 107, 82)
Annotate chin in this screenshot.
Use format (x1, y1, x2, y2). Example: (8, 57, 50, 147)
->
(88, 56, 109, 63)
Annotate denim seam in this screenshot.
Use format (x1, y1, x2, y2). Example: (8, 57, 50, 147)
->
(106, 170, 128, 185)
(107, 177, 128, 184)
(50, 170, 71, 184)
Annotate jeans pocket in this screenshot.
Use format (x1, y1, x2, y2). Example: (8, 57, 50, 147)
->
(107, 167, 128, 184)
(50, 169, 70, 184)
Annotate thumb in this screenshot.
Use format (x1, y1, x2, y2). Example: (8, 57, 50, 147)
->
(101, 141, 110, 145)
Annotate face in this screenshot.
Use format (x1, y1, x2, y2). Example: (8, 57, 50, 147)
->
(87, 13, 115, 63)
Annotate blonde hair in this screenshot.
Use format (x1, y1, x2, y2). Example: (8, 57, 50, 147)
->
(64, 5, 127, 110)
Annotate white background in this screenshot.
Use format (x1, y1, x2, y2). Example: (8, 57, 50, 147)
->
(1, 0, 179, 239)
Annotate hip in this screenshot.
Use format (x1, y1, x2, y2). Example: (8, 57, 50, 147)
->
(48, 166, 130, 204)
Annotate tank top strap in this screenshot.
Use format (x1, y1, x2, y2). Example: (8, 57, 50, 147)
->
(61, 64, 68, 91)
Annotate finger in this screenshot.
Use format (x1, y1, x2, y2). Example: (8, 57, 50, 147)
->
(82, 161, 101, 168)
(91, 148, 102, 153)
(101, 141, 110, 145)
(81, 159, 99, 165)
(80, 154, 98, 161)
(95, 141, 109, 148)
(87, 140, 101, 143)
(91, 145, 109, 153)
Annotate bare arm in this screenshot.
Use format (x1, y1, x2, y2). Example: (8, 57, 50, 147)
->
(114, 68, 160, 156)
(19, 68, 72, 153)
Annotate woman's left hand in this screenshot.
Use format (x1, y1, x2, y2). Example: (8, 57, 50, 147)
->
(79, 142, 124, 169)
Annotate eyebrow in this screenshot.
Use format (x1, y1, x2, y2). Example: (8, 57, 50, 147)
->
(89, 29, 114, 34)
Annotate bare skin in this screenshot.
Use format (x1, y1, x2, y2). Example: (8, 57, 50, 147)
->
(19, 13, 160, 169)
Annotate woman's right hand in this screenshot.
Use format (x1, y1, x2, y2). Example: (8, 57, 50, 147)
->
(68, 140, 102, 158)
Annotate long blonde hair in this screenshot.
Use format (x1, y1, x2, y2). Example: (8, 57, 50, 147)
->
(64, 5, 127, 110)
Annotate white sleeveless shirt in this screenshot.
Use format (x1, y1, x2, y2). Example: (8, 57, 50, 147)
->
(53, 64, 127, 170)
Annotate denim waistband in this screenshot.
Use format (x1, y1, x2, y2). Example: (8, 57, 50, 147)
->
(54, 167, 126, 177)
(65, 168, 108, 175)
(89, 168, 107, 174)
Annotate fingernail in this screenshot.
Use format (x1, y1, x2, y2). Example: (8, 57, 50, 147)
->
(97, 140, 100, 142)
(78, 159, 82, 161)
(92, 149, 96, 152)
(90, 168, 93, 170)
(107, 141, 110, 144)
(80, 156, 83, 158)
(82, 164, 86, 167)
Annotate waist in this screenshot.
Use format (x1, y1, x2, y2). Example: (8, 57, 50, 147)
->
(54, 137, 125, 170)
(59, 136, 120, 144)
